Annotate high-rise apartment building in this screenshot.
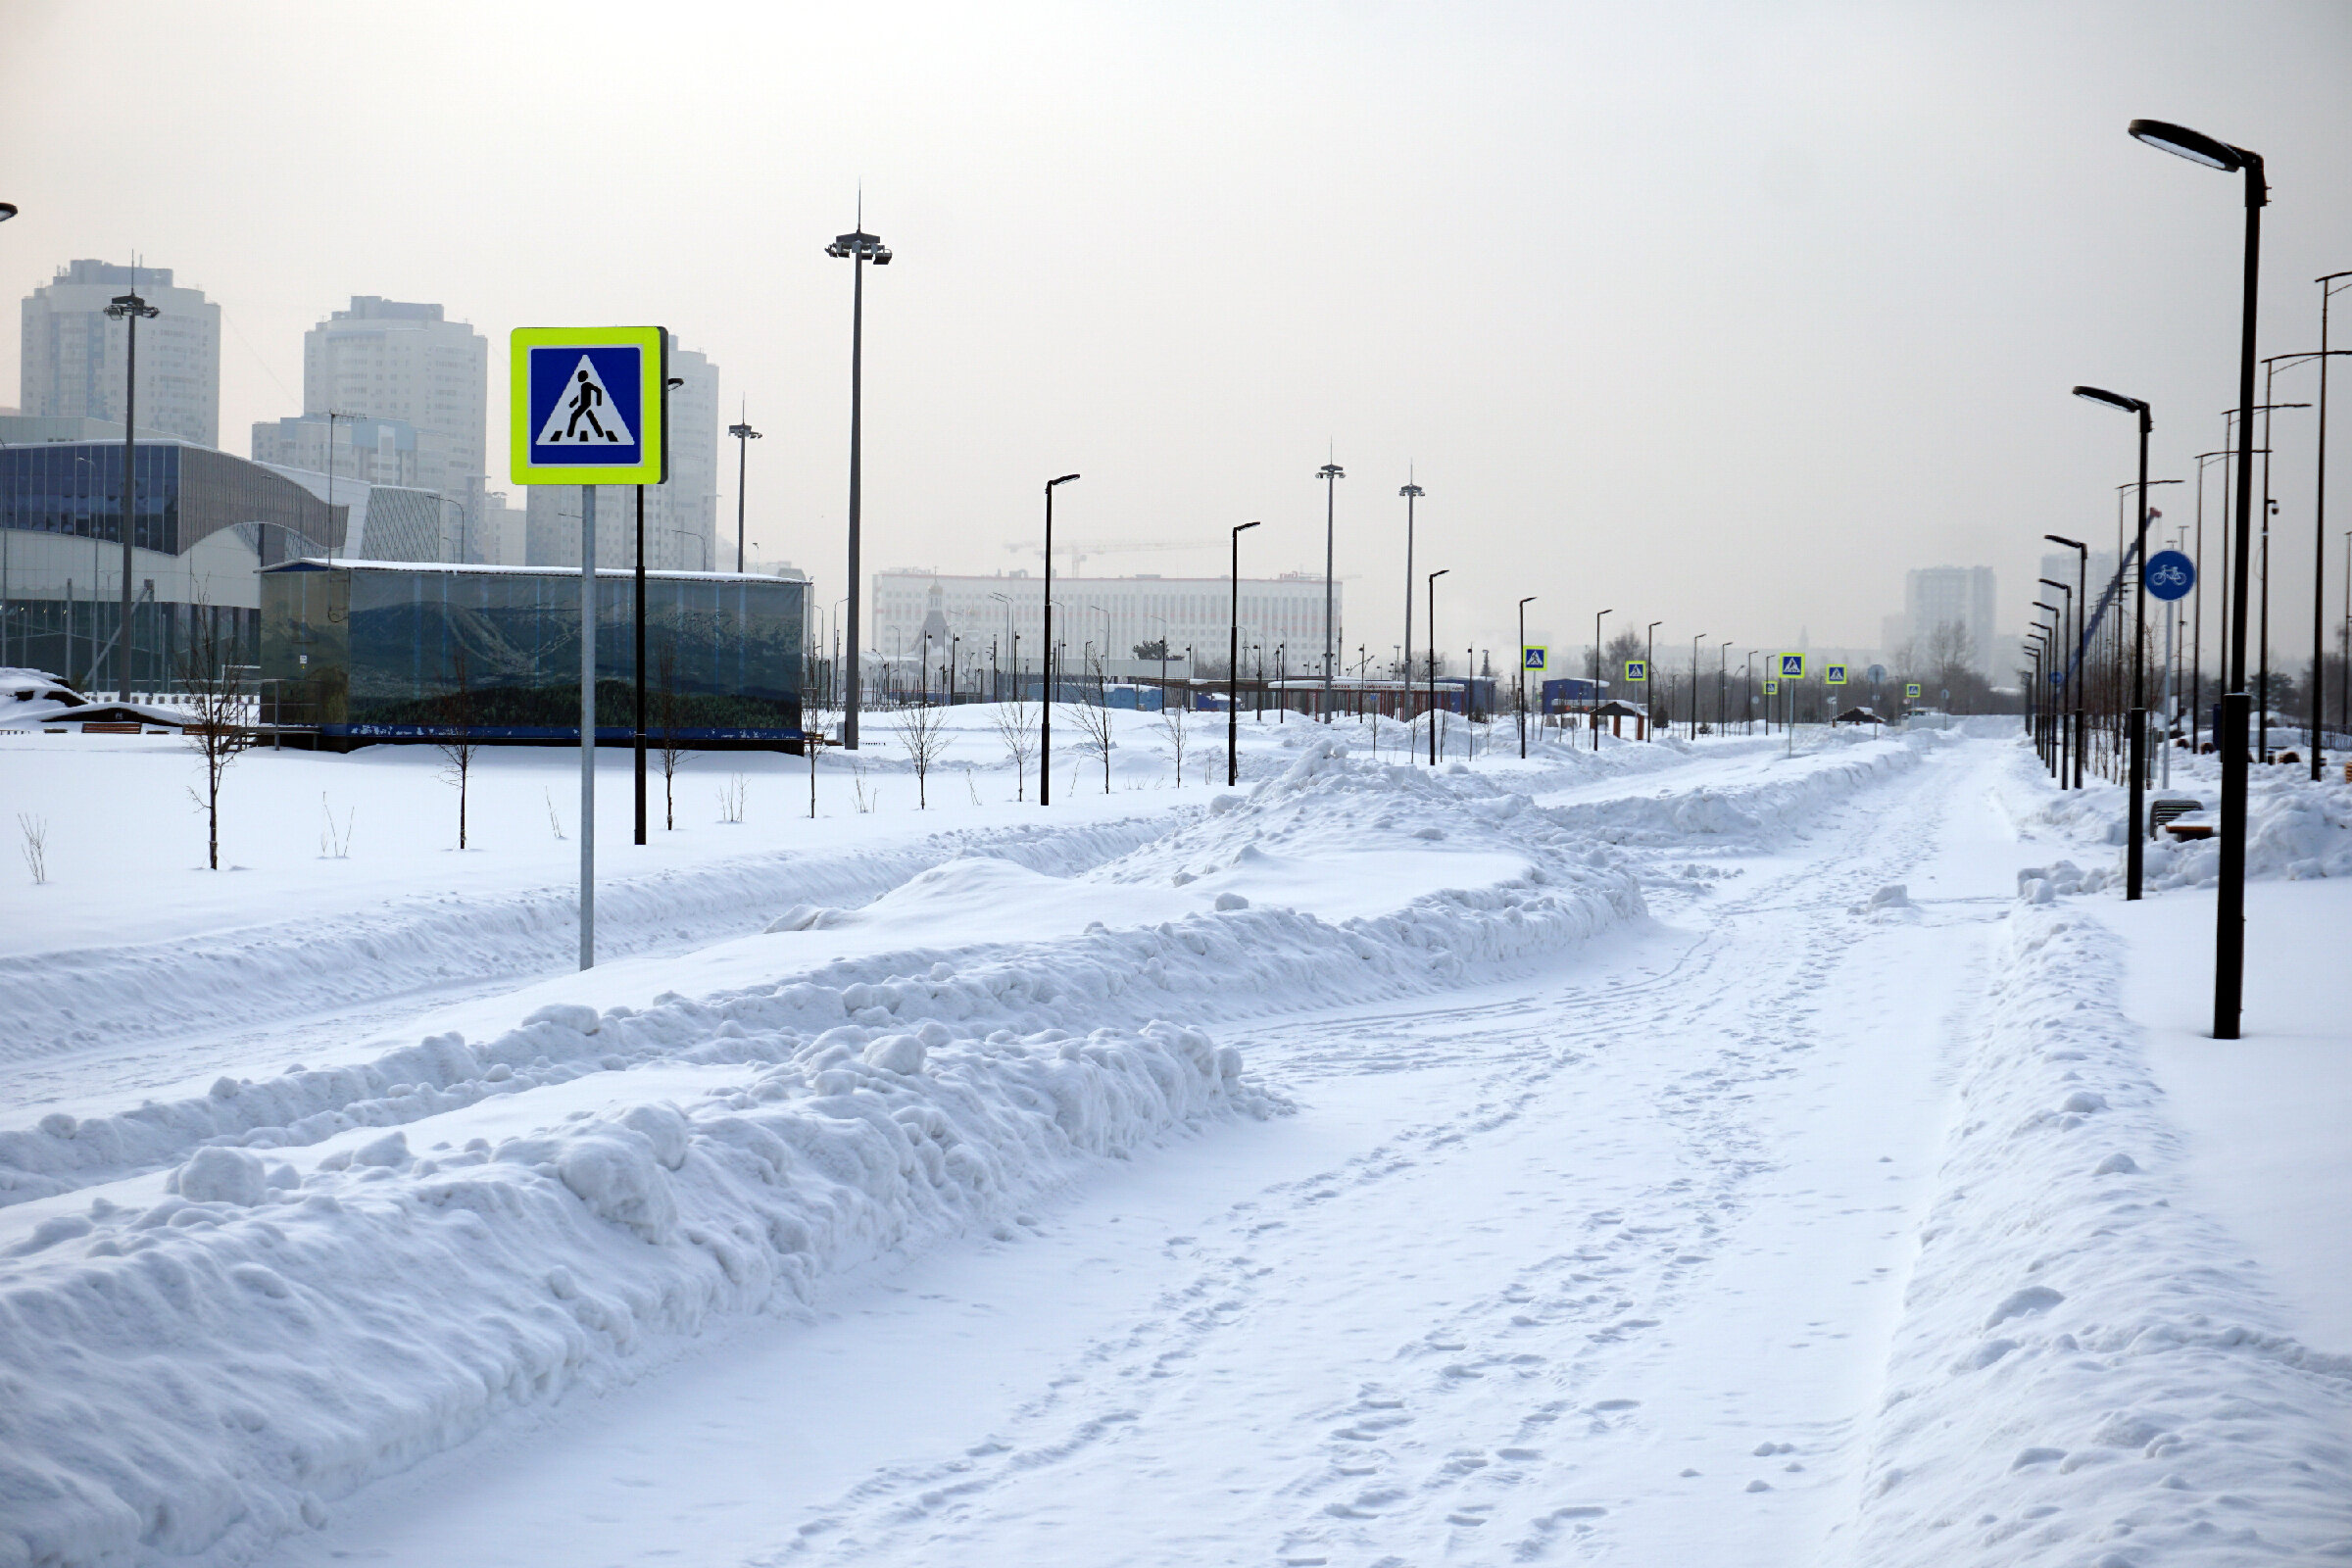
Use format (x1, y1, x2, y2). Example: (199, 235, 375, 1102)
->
(289, 296, 487, 501)
(1888, 565, 1997, 672)
(251, 414, 449, 493)
(20, 261, 220, 447)
(524, 337, 719, 571)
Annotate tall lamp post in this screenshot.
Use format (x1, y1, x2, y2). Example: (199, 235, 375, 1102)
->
(2316, 272, 2352, 778)
(1592, 609, 1612, 752)
(728, 413, 761, 572)
(2044, 540, 2087, 790)
(1317, 460, 1344, 722)
(1428, 569, 1450, 764)
(2073, 384, 2155, 898)
(1040, 473, 1081, 803)
(1719, 641, 1733, 732)
(825, 215, 890, 749)
(1517, 595, 1536, 758)
(1229, 519, 1261, 784)
(102, 289, 158, 700)
(1645, 620, 1661, 740)
(1689, 633, 1707, 741)
(2038, 578, 2075, 782)
(1399, 475, 1422, 752)
(2128, 116, 2265, 1040)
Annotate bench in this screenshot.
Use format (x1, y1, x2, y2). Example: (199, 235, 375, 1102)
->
(81, 721, 141, 734)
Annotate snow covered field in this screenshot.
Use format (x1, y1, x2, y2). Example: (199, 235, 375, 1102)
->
(2, 708, 2347, 1567)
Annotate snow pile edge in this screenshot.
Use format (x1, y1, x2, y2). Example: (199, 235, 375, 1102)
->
(1838, 901, 2352, 1566)
(0, 1020, 1285, 1568)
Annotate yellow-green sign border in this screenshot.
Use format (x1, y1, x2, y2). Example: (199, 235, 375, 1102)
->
(510, 325, 669, 486)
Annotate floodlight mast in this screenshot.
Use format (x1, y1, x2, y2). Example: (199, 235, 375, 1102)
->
(825, 216, 891, 750)
(2128, 115, 2264, 1038)
(102, 289, 158, 701)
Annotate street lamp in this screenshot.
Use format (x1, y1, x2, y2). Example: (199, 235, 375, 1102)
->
(1719, 641, 1733, 732)
(1399, 472, 1423, 691)
(1689, 633, 1706, 741)
(101, 289, 158, 701)
(727, 412, 762, 573)
(2073, 383, 2155, 898)
(1645, 620, 1661, 740)
(2044, 540, 2086, 790)
(825, 211, 891, 749)
(1517, 596, 1536, 759)
(2315, 272, 2352, 779)
(2129, 115, 2265, 1039)
(1039, 473, 1080, 804)
(1318, 460, 1344, 721)
(1429, 570, 1450, 765)
(1592, 609, 1612, 752)
(1230, 520, 1261, 785)
(0, 203, 16, 221)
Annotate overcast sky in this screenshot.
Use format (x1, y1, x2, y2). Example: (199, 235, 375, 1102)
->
(6, 0, 2350, 668)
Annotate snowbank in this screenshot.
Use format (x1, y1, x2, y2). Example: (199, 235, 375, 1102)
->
(0, 814, 1174, 1068)
(0, 1020, 1285, 1568)
(1841, 899, 2352, 1565)
(2023, 758, 2352, 892)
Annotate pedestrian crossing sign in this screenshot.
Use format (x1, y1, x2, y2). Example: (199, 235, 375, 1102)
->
(1522, 646, 1546, 671)
(1778, 653, 1805, 680)
(1624, 659, 1647, 682)
(1763, 679, 1780, 696)
(1825, 663, 1848, 685)
(511, 325, 669, 485)
(1907, 682, 1923, 699)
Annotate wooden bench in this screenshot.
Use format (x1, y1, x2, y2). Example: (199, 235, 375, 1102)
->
(81, 721, 141, 734)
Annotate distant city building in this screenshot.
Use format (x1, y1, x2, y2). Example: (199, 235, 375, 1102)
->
(870, 568, 1339, 674)
(19, 261, 220, 448)
(257, 462, 452, 564)
(524, 337, 719, 572)
(1884, 565, 1997, 672)
(291, 297, 486, 502)
(252, 414, 448, 494)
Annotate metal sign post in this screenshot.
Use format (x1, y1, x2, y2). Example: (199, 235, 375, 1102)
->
(2145, 549, 2198, 794)
(511, 325, 670, 970)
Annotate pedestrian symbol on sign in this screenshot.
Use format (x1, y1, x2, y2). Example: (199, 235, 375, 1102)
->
(1624, 659, 1648, 682)
(1825, 663, 1847, 686)
(1778, 653, 1805, 680)
(1522, 646, 1547, 671)
(1763, 679, 1780, 696)
(537, 358, 634, 446)
(1906, 682, 1922, 699)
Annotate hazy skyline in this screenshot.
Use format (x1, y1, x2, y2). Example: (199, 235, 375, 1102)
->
(6, 0, 2350, 668)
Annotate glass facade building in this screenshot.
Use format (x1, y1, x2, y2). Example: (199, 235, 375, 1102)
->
(261, 561, 806, 745)
(0, 439, 341, 690)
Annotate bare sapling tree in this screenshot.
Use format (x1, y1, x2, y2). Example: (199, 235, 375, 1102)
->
(656, 647, 694, 830)
(1159, 686, 1191, 786)
(19, 813, 49, 886)
(177, 602, 259, 870)
(991, 692, 1038, 802)
(1065, 654, 1117, 794)
(434, 646, 481, 849)
(717, 772, 748, 823)
(893, 697, 951, 808)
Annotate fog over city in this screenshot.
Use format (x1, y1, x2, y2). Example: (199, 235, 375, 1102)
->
(5, 0, 2350, 664)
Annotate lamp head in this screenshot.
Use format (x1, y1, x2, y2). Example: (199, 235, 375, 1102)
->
(2039, 577, 2070, 592)
(1234, 518, 1259, 533)
(2045, 533, 2084, 551)
(2072, 384, 2147, 415)
(728, 422, 761, 440)
(1318, 464, 1346, 481)
(1399, 482, 1424, 499)
(1049, 473, 1081, 489)
(2129, 119, 2244, 172)
(0, 203, 16, 222)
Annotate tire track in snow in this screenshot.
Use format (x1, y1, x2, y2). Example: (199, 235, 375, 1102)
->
(748, 746, 1979, 1565)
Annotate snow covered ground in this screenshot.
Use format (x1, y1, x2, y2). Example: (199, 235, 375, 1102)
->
(2, 708, 2347, 1567)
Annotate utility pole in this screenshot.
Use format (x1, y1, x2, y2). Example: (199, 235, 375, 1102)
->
(825, 209, 891, 748)
(1318, 459, 1344, 722)
(728, 411, 762, 572)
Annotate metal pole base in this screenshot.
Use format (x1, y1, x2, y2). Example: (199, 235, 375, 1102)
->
(2126, 708, 2146, 901)
(2214, 690, 2250, 1039)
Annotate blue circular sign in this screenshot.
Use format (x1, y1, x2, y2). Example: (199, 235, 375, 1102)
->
(2145, 549, 2196, 602)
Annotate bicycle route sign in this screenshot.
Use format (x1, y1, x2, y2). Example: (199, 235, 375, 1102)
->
(511, 325, 669, 486)
(2145, 549, 2196, 603)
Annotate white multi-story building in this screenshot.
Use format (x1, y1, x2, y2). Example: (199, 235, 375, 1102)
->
(870, 568, 1339, 675)
(1886, 565, 1997, 672)
(20, 261, 220, 448)
(523, 337, 720, 572)
(251, 414, 449, 494)
(295, 296, 486, 497)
